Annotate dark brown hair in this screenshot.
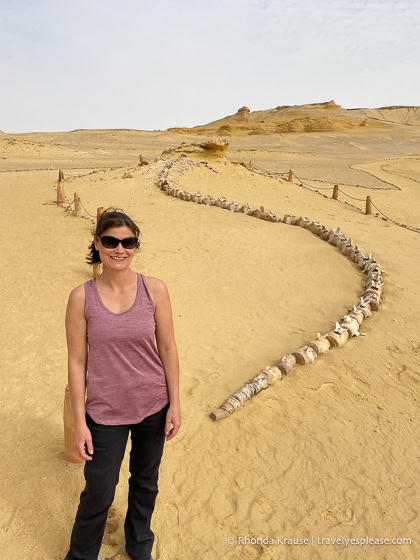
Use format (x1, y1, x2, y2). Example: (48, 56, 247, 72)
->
(86, 207, 141, 266)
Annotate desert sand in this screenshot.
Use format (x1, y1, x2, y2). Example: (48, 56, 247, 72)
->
(0, 102, 419, 559)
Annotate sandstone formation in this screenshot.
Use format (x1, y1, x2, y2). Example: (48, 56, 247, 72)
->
(168, 100, 395, 136)
(349, 105, 420, 126)
(161, 138, 229, 159)
(236, 106, 250, 121)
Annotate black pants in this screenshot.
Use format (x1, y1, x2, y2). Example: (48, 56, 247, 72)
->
(64, 402, 169, 560)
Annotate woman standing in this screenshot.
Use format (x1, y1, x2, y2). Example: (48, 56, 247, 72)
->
(64, 208, 181, 560)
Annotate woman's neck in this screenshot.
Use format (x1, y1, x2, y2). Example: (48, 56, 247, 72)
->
(97, 267, 137, 292)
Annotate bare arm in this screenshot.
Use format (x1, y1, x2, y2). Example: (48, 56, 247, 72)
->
(153, 278, 181, 441)
(65, 284, 93, 460)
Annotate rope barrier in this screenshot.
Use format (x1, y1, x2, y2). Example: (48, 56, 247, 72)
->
(380, 164, 420, 185)
(303, 175, 400, 191)
(62, 200, 75, 212)
(337, 188, 366, 202)
(0, 165, 126, 174)
(295, 174, 419, 232)
(245, 166, 420, 234)
(47, 157, 420, 235)
(295, 178, 322, 192)
(370, 201, 420, 234)
(300, 184, 332, 190)
(293, 174, 338, 195)
(348, 164, 401, 191)
(258, 164, 401, 193)
(61, 194, 96, 219)
(79, 199, 97, 218)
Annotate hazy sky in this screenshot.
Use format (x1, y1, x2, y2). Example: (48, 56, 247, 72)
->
(1, 0, 419, 133)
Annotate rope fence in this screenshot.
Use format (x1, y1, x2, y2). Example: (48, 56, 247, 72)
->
(302, 170, 401, 191)
(238, 161, 403, 191)
(370, 201, 420, 234)
(0, 165, 125, 174)
(78, 198, 98, 218)
(54, 169, 106, 279)
(53, 158, 420, 288)
(290, 170, 420, 234)
(380, 163, 420, 185)
(337, 189, 366, 202)
(62, 200, 75, 213)
(238, 162, 420, 235)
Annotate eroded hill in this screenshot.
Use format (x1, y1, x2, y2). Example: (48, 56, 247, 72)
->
(168, 100, 420, 136)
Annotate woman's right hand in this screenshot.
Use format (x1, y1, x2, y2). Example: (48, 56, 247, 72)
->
(74, 424, 94, 461)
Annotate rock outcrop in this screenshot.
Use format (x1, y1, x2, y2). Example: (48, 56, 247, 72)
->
(236, 106, 250, 121)
(349, 105, 420, 127)
(162, 138, 229, 159)
(168, 100, 393, 136)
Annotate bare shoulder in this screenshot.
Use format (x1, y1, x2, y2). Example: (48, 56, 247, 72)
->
(66, 284, 87, 349)
(66, 283, 86, 315)
(69, 283, 86, 303)
(143, 275, 169, 308)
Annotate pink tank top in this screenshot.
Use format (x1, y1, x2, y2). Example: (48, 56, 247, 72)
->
(84, 272, 169, 425)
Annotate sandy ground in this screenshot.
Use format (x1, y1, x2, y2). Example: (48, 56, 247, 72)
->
(0, 126, 419, 560)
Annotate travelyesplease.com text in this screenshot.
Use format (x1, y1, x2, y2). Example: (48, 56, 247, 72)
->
(226, 535, 412, 547)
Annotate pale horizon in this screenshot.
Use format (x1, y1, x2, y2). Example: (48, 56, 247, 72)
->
(1, 0, 419, 134)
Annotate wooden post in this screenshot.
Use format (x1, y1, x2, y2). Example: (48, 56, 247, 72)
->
(332, 185, 339, 199)
(288, 169, 294, 183)
(63, 384, 84, 463)
(74, 192, 82, 217)
(58, 169, 64, 182)
(365, 196, 372, 215)
(93, 207, 104, 278)
(57, 182, 65, 206)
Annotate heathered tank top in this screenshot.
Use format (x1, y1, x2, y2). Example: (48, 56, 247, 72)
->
(84, 272, 169, 425)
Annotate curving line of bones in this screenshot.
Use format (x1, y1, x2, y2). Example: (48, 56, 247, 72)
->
(157, 156, 384, 422)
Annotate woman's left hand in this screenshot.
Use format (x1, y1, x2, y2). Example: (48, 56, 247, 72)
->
(165, 404, 181, 441)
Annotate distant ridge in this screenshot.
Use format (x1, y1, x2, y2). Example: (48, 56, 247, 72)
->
(68, 128, 146, 133)
(347, 105, 420, 127)
(168, 100, 420, 136)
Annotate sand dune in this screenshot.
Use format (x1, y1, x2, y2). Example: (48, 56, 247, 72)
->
(0, 124, 419, 559)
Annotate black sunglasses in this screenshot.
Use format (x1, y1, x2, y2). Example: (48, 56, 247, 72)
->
(99, 236, 139, 250)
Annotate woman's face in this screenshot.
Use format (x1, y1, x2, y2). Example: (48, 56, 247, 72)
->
(94, 225, 138, 270)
